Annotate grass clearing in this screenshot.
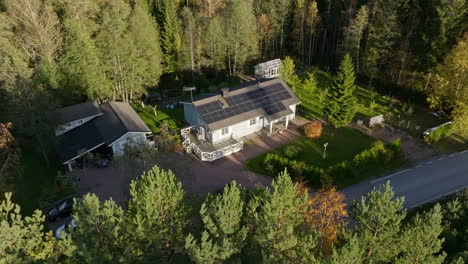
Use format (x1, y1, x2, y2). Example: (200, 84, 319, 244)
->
(132, 103, 186, 134)
(294, 70, 440, 136)
(245, 125, 407, 189)
(246, 126, 376, 174)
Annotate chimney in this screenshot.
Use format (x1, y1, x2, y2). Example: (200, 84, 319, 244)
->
(221, 88, 229, 98)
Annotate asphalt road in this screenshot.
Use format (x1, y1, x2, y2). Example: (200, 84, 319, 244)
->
(343, 149, 468, 209)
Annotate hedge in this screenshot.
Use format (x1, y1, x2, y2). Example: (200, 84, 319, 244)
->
(263, 139, 403, 188)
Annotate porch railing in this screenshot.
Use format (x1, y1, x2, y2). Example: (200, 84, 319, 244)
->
(180, 126, 243, 162)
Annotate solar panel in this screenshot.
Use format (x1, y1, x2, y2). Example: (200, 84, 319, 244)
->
(199, 81, 293, 124)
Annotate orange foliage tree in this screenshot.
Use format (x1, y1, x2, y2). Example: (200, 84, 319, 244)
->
(304, 121, 323, 139)
(301, 186, 348, 254)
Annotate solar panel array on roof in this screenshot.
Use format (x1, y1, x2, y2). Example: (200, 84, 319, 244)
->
(196, 82, 292, 125)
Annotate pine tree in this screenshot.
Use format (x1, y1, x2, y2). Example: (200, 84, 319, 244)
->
(395, 204, 446, 264)
(324, 54, 357, 127)
(0, 192, 74, 263)
(254, 170, 318, 263)
(185, 181, 248, 264)
(350, 181, 406, 264)
(126, 166, 189, 262)
(326, 235, 364, 264)
(70, 194, 126, 263)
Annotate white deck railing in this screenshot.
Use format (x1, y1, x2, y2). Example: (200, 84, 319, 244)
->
(180, 127, 243, 161)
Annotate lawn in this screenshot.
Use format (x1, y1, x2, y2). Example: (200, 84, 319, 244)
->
(245, 125, 408, 189)
(246, 126, 376, 174)
(295, 70, 440, 136)
(132, 103, 186, 134)
(14, 147, 71, 215)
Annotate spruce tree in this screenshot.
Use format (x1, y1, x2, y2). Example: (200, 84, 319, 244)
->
(159, 0, 181, 74)
(324, 53, 357, 127)
(59, 19, 111, 101)
(254, 170, 318, 263)
(185, 181, 248, 264)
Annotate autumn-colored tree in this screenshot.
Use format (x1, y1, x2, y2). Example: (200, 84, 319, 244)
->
(0, 122, 20, 193)
(304, 121, 323, 139)
(304, 187, 348, 254)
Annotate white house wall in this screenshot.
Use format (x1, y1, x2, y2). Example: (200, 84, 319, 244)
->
(110, 132, 148, 157)
(211, 116, 265, 143)
(55, 116, 97, 136)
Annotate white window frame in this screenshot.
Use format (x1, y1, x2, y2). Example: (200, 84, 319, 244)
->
(249, 117, 257, 127)
(221, 127, 229, 136)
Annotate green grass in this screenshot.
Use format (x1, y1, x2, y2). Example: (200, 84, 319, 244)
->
(245, 125, 408, 189)
(432, 134, 468, 153)
(14, 147, 71, 215)
(294, 70, 440, 136)
(246, 126, 376, 174)
(132, 103, 186, 134)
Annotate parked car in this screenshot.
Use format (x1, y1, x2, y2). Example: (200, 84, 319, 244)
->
(422, 121, 453, 137)
(55, 219, 77, 239)
(95, 155, 112, 168)
(47, 197, 81, 221)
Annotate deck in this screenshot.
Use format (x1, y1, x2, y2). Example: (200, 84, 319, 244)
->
(188, 133, 239, 152)
(181, 127, 244, 161)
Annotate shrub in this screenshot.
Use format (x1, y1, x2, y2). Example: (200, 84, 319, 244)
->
(304, 122, 323, 139)
(320, 173, 334, 188)
(424, 124, 453, 144)
(327, 161, 355, 179)
(284, 145, 302, 158)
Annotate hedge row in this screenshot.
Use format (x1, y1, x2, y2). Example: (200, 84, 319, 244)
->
(264, 140, 403, 188)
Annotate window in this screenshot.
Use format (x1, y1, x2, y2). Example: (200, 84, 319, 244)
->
(249, 118, 257, 126)
(221, 127, 229, 135)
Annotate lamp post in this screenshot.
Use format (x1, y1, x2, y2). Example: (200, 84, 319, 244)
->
(323, 142, 328, 159)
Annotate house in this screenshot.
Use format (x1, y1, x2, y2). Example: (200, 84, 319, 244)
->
(181, 78, 301, 161)
(255, 59, 282, 79)
(53, 101, 152, 170)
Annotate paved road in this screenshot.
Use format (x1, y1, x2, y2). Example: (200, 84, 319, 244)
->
(343, 149, 468, 209)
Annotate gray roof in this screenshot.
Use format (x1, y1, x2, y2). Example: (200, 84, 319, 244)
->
(192, 78, 300, 131)
(54, 101, 102, 124)
(96, 101, 151, 145)
(56, 101, 151, 164)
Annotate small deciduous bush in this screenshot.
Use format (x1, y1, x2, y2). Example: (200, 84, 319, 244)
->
(304, 122, 323, 140)
(424, 124, 453, 144)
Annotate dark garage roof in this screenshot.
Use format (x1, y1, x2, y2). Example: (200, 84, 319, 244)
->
(193, 78, 300, 131)
(56, 101, 151, 164)
(56, 121, 105, 164)
(53, 101, 102, 124)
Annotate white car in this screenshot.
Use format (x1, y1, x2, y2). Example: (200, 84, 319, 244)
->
(422, 121, 452, 137)
(55, 219, 77, 239)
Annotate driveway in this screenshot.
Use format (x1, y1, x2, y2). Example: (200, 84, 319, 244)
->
(343, 149, 468, 209)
